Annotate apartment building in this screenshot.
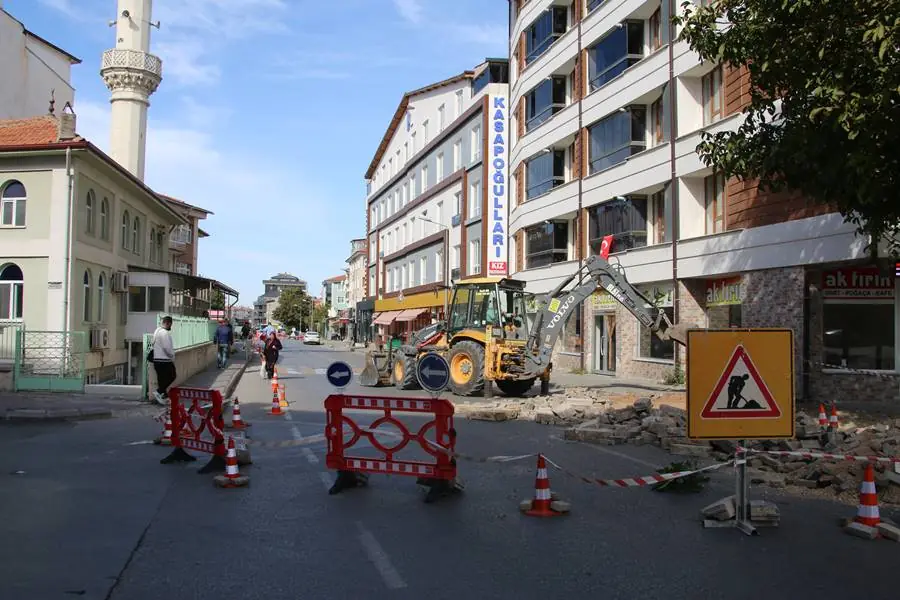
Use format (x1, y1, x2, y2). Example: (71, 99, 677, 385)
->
(507, 0, 894, 403)
(346, 238, 369, 343)
(365, 59, 510, 342)
(253, 272, 307, 327)
(159, 195, 211, 276)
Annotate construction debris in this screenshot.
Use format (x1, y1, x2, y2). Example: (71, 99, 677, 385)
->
(844, 522, 879, 540)
(457, 387, 900, 505)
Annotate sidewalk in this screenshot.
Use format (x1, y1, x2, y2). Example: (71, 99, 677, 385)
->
(0, 353, 254, 423)
(549, 371, 683, 394)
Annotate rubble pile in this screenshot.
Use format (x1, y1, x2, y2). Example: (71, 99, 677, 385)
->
(456, 387, 900, 503)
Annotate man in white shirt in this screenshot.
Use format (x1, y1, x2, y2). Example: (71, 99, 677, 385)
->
(151, 316, 176, 405)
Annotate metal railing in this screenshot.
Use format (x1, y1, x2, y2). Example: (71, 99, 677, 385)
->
(0, 320, 22, 361)
(158, 314, 216, 351)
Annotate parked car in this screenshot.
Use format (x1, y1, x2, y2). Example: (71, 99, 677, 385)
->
(303, 331, 321, 345)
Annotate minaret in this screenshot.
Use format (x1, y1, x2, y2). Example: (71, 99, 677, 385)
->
(100, 0, 162, 181)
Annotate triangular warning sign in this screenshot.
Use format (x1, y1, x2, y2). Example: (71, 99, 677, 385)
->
(700, 345, 781, 419)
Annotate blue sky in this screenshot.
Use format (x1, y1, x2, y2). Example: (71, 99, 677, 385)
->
(5, 0, 508, 302)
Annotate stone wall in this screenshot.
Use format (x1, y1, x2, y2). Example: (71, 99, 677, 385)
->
(147, 342, 217, 395)
(742, 266, 805, 395)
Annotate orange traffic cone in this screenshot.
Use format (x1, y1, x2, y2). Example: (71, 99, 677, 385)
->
(270, 386, 283, 416)
(817, 403, 827, 428)
(524, 455, 563, 518)
(271, 368, 279, 389)
(159, 412, 173, 445)
(829, 405, 840, 429)
(229, 397, 249, 429)
(213, 436, 249, 488)
(854, 463, 880, 527)
(279, 384, 288, 408)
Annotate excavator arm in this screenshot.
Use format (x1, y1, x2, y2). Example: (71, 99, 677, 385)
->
(523, 255, 688, 377)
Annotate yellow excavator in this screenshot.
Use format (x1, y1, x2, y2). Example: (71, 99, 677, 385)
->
(359, 254, 689, 396)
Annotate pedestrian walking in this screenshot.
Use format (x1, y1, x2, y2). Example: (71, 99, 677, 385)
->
(214, 319, 231, 368)
(263, 331, 282, 379)
(150, 316, 176, 406)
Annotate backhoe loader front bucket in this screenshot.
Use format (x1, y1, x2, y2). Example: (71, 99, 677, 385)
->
(360, 351, 385, 387)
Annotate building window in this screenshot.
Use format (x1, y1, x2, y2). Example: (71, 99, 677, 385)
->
(525, 221, 569, 269)
(649, 7, 662, 51)
(436, 250, 443, 282)
(438, 104, 446, 131)
(639, 307, 675, 360)
(1, 180, 27, 227)
(453, 192, 462, 221)
(651, 190, 667, 244)
(525, 6, 568, 65)
(421, 164, 429, 193)
(121, 211, 130, 250)
(157, 231, 165, 261)
(437, 153, 445, 180)
(588, 0, 609, 12)
(411, 131, 417, 153)
(83, 270, 92, 323)
(420, 256, 427, 285)
(702, 65, 724, 125)
(525, 76, 567, 131)
(453, 139, 461, 171)
(423, 119, 430, 144)
(471, 61, 509, 94)
(587, 21, 644, 91)
(436, 201, 443, 225)
(85, 190, 95, 235)
(469, 179, 482, 218)
(471, 125, 482, 161)
(149, 227, 157, 263)
(128, 286, 166, 312)
(651, 98, 664, 145)
(588, 196, 649, 253)
(132, 217, 140, 254)
(0, 263, 24, 320)
(97, 272, 106, 322)
(404, 142, 409, 162)
(453, 245, 460, 268)
(526, 150, 566, 199)
(100, 198, 110, 240)
(588, 107, 647, 173)
(704, 172, 726, 234)
(469, 239, 481, 274)
(822, 272, 896, 371)
(455, 90, 464, 116)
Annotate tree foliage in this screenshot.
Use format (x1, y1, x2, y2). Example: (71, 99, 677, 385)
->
(676, 0, 900, 253)
(210, 289, 225, 310)
(271, 289, 328, 331)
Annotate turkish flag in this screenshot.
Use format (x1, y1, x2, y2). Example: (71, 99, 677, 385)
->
(599, 235, 614, 260)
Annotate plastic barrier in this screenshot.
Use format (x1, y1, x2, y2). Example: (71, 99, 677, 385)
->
(324, 394, 459, 502)
(160, 387, 226, 474)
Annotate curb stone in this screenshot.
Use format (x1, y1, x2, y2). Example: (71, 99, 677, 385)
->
(3, 407, 114, 422)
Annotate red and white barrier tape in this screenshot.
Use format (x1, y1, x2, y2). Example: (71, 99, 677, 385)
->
(542, 455, 736, 488)
(738, 447, 900, 465)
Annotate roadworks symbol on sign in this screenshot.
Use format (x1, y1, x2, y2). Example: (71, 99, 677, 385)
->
(700, 345, 781, 419)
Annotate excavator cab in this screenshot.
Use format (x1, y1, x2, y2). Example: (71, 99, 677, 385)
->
(446, 278, 530, 341)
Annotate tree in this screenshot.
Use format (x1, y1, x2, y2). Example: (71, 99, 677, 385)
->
(210, 289, 225, 310)
(676, 0, 900, 254)
(271, 288, 308, 331)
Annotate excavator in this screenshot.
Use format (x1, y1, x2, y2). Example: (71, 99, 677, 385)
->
(359, 254, 689, 396)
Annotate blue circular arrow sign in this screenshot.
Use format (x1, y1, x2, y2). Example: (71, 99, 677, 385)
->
(416, 352, 450, 393)
(326, 361, 353, 389)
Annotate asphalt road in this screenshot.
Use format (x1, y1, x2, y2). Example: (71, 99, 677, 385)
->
(1, 340, 897, 600)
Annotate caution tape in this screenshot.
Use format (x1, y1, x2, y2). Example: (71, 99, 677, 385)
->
(739, 447, 900, 465)
(803, 360, 900, 379)
(542, 454, 737, 488)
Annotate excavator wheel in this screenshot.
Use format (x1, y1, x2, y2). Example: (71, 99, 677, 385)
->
(495, 378, 536, 398)
(392, 353, 420, 390)
(447, 341, 485, 396)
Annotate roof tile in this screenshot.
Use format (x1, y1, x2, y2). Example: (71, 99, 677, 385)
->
(0, 116, 63, 146)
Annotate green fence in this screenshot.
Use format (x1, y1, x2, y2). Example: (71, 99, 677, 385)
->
(14, 330, 87, 392)
(161, 314, 217, 350)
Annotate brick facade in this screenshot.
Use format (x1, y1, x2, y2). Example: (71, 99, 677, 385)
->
(724, 64, 752, 117)
(726, 178, 833, 231)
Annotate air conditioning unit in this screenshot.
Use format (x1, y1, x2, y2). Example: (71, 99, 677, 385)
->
(90, 328, 110, 350)
(112, 271, 129, 293)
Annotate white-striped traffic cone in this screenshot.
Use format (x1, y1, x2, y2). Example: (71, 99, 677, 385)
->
(214, 436, 249, 488)
(522, 455, 565, 518)
(157, 413, 173, 445)
(854, 463, 880, 527)
(817, 403, 827, 428)
(829, 405, 840, 429)
(229, 397, 249, 429)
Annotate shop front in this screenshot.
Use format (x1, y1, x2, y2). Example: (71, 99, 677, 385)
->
(706, 276, 743, 328)
(587, 291, 617, 374)
(374, 289, 448, 348)
(612, 281, 676, 380)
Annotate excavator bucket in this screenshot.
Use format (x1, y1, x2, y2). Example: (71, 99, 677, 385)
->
(359, 351, 383, 387)
(663, 322, 690, 347)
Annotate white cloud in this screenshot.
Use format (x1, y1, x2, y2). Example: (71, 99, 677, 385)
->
(393, 0, 424, 24)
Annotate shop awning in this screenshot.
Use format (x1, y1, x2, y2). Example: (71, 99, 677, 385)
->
(395, 308, 428, 322)
(373, 311, 402, 325)
(371, 312, 382, 321)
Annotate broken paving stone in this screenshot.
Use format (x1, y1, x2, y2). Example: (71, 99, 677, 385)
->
(550, 500, 571, 513)
(751, 473, 786, 488)
(534, 408, 557, 425)
(877, 523, 900, 542)
(796, 479, 819, 489)
(800, 439, 821, 450)
(468, 408, 518, 422)
(551, 403, 577, 421)
(701, 496, 736, 521)
(633, 397, 653, 412)
(609, 407, 637, 423)
(844, 522, 879, 540)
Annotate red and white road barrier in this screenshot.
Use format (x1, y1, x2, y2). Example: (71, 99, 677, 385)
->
(739, 447, 900, 465)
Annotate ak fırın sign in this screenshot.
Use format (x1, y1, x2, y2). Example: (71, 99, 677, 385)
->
(822, 268, 894, 299)
(487, 94, 508, 277)
(706, 277, 742, 306)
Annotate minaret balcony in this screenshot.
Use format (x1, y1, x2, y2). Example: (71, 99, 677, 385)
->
(101, 48, 163, 78)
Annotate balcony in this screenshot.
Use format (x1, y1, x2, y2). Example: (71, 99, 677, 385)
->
(582, 144, 670, 207)
(100, 48, 162, 78)
(511, 180, 579, 233)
